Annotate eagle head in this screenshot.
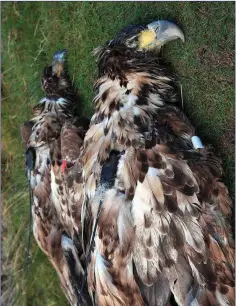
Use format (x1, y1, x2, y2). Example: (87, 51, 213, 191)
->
(41, 49, 69, 97)
(109, 20, 185, 52)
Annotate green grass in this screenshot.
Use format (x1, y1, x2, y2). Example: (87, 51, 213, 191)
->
(2, 2, 234, 305)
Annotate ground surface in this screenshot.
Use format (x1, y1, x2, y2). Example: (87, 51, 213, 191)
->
(2, 2, 234, 305)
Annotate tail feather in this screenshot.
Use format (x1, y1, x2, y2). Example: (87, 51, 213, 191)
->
(62, 235, 92, 306)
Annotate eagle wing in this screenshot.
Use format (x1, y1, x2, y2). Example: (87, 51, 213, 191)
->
(21, 118, 92, 306)
(86, 121, 234, 306)
(51, 116, 90, 237)
(82, 69, 234, 305)
(123, 143, 234, 305)
(50, 116, 93, 305)
(21, 49, 92, 305)
(21, 121, 81, 305)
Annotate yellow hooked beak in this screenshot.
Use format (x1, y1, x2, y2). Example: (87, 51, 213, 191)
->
(52, 49, 68, 77)
(139, 20, 185, 51)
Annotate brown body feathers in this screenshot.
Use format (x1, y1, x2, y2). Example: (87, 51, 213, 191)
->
(21, 52, 91, 306)
(81, 41, 234, 306)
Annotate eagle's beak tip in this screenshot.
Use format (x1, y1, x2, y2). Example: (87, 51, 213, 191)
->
(148, 20, 185, 46)
(180, 34, 185, 43)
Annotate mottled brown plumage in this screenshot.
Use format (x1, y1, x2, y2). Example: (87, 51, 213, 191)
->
(81, 22, 234, 305)
(21, 50, 91, 306)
